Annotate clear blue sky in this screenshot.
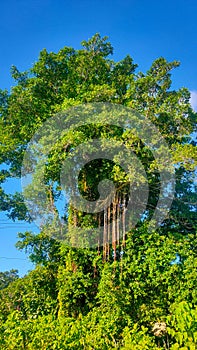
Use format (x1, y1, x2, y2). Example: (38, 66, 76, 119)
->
(0, 0, 197, 276)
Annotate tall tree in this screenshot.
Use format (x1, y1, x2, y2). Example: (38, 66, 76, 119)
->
(0, 34, 196, 259)
(0, 33, 196, 350)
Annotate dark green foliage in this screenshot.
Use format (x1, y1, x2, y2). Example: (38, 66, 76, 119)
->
(0, 34, 196, 348)
(0, 269, 19, 290)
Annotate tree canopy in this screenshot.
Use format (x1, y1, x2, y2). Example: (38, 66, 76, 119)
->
(0, 33, 196, 349)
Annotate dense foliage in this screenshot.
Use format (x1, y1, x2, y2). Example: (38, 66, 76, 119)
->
(0, 269, 19, 290)
(0, 34, 196, 349)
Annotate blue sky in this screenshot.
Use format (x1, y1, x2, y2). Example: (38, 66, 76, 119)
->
(0, 0, 197, 276)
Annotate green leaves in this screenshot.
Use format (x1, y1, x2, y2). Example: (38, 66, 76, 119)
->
(0, 269, 19, 290)
(167, 302, 197, 349)
(0, 33, 197, 348)
(81, 33, 113, 57)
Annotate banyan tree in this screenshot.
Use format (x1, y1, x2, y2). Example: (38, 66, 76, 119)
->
(1, 34, 196, 263)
